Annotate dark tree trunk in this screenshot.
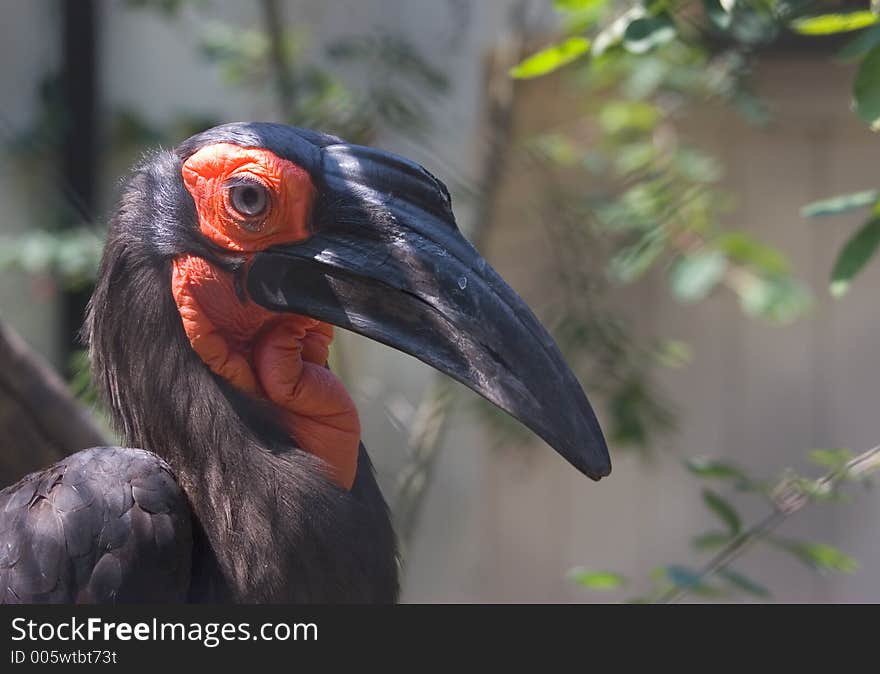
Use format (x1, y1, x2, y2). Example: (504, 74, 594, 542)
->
(60, 0, 98, 370)
(0, 318, 107, 486)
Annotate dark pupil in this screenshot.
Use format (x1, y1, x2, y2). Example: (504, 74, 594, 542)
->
(240, 187, 259, 210)
(231, 183, 266, 217)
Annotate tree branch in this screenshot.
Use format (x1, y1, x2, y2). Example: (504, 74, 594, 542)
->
(656, 444, 880, 603)
(0, 318, 108, 485)
(260, 0, 296, 119)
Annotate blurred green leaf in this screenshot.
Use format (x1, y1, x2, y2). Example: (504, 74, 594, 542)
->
(623, 13, 677, 54)
(669, 251, 727, 302)
(598, 100, 660, 135)
(829, 215, 880, 296)
(567, 568, 626, 590)
(702, 488, 741, 534)
(691, 531, 733, 550)
(783, 475, 841, 502)
(614, 142, 656, 174)
(836, 24, 880, 62)
(728, 4, 778, 44)
(198, 23, 271, 85)
(773, 539, 858, 574)
(655, 339, 692, 368)
(672, 148, 723, 183)
(666, 565, 700, 588)
(327, 34, 449, 93)
(609, 228, 666, 282)
(556, 0, 609, 33)
(717, 232, 789, 276)
(125, 0, 206, 16)
(529, 133, 580, 166)
(607, 375, 676, 448)
(732, 89, 772, 126)
(717, 569, 771, 598)
(68, 349, 98, 406)
(685, 457, 750, 483)
(554, 0, 607, 11)
(0, 229, 105, 290)
(703, 0, 733, 30)
(809, 448, 854, 471)
(791, 12, 879, 36)
(593, 6, 645, 55)
(665, 565, 725, 596)
(510, 37, 591, 79)
(738, 276, 812, 323)
(621, 55, 668, 99)
(801, 190, 879, 217)
(649, 566, 669, 582)
(854, 46, 880, 129)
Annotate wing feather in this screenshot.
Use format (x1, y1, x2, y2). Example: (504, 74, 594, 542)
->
(0, 446, 192, 603)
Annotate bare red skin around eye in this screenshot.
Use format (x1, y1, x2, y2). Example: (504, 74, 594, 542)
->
(181, 143, 316, 252)
(171, 145, 361, 490)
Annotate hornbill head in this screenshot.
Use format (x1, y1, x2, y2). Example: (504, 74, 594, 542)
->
(95, 122, 610, 489)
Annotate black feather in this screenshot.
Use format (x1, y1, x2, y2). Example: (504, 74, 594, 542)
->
(0, 447, 191, 603)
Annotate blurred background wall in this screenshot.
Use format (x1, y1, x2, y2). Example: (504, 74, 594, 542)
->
(0, 0, 877, 602)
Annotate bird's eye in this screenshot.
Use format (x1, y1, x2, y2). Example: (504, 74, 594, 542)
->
(228, 182, 269, 218)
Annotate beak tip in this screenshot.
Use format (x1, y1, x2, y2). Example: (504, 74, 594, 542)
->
(547, 408, 611, 481)
(582, 454, 612, 482)
(589, 462, 613, 481)
(563, 433, 611, 481)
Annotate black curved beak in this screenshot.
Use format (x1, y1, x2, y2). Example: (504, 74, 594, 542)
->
(246, 143, 610, 480)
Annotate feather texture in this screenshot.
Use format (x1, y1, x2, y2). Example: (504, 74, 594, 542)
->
(0, 447, 191, 603)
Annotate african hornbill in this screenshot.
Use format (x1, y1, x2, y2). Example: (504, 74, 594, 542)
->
(0, 123, 610, 603)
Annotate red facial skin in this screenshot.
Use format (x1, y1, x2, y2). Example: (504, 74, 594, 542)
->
(171, 143, 360, 490)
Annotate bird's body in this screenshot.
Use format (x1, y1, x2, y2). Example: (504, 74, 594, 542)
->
(0, 122, 609, 604)
(0, 443, 396, 603)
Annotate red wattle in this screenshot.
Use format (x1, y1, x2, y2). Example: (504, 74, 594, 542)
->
(171, 255, 360, 490)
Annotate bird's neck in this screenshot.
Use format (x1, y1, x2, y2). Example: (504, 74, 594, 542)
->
(87, 246, 341, 600)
